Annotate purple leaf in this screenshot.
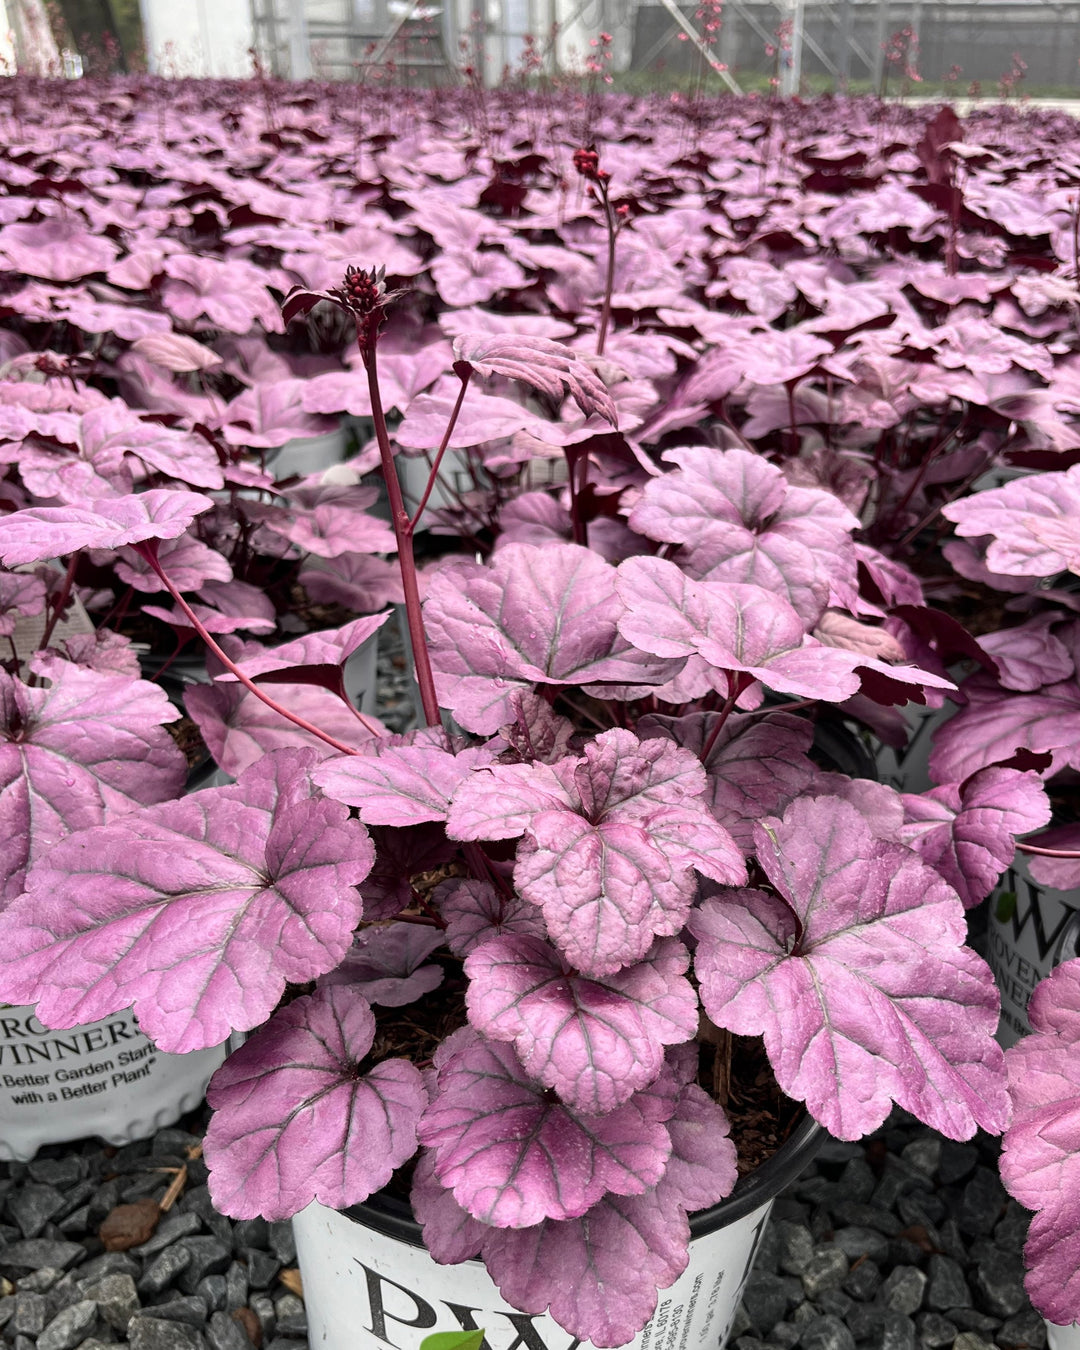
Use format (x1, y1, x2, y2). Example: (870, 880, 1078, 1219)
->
(115, 533, 233, 593)
(417, 1031, 671, 1227)
(0, 490, 215, 566)
(57, 629, 141, 678)
(204, 984, 426, 1219)
(410, 1148, 489, 1264)
(431, 250, 527, 306)
(130, 332, 223, 373)
(0, 572, 46, 637)
(299, 555, 405, 613)
(314, 734, 497, 826)
(638, 711, 816, 851)
(434, 878, 548, 957)
(451, 333, 617, 426)
(628, 447, 857, 623)
(220, 380, 337, 449)
(0, 749, 372, 1050)
(0, 217, 119, 281)
(690, 796, 1008, 1140)
(478, 1078, 736, 1347)
(1000, 959, 1080, 1325)
(465, 935, 698, 1114)
(900, 768, 1051, 907)
(319, 924, 445, 1006)
(363, 823, 457, 921)
(943, 466, 1080, 578)
(425, 545, 679, 734)
(977, 620, 1074, 692)
(394, 382, 545, 450)
(260, 498, 397, 560)
(1025, 824, 1080, 890)
(218, 613, 389, 682)
(0, 657, 185, 902)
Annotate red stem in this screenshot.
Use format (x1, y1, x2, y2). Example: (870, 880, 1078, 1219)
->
(39, 552, 80, 650)
(596, 179, 616, 358)
(700, 689, 739, 762)
(138, 548, 366, 756)
(362, 343, 443, 728)
(1016, 842, 1080, 859)
(410, 367, 472, 529)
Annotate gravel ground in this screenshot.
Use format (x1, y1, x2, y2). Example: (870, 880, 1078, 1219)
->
(0, 619, 1051, 1350)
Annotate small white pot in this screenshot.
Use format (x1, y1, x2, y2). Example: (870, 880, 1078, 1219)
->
(987, 853, 1080, 1048)
(269, 426, 350, 480)
(0, 1004, 229, 1162)
(1048, 1322, 1080, 1350)
(396, 449, 480, 528)
(293, 1116, 821, 1350)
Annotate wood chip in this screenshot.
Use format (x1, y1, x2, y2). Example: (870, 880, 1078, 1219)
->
(159, 1164, 188, 1213)
(232, 1308, 263, 1347)
(99, 1197, 161, 1251)
(278, 1268, 304, 1298)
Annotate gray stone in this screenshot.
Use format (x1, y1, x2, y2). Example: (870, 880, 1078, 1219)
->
(743, 1273, 800, 1331)
(19, 1267, 62, 1292)
(176, 1238, 232, 1295)
(797, 1314, 854, 1350)
(951, 1309, 1002, 1333)
(935, 1219, 969, 1265)
(830, 1202, 900, 1236)
(953, 1337, 996, 1350)
(207, 1310, 254, 1350)
(178, 1191, 231, 1246)
(45, 1271, 88, 1318)
(797, 1177, 835, 1206)
(830, 1226, 891, 1264)
(843, 1260, 881, 1302)
(37, 1298, 99, 1350)
(999, 1311, 1048, 1348)
(815, 1139, 864, 1165)
(82, 1273, 140, 1331)
(915, 1312, 958, 1348)
(224, 1263, 248, 1311)
(880, 1312, 916, 1350)
(266, 1224, 295, 1266)
(845, 1304, 885, 1341)
(14, 1334, 36, 1350)
(196, 1276, 227, 1313)
(792, 1304, 819, 1328)
(801, 1249, 848, 1300)
(734, 1337, 769, 1350)
(264, 1340, 307, 1350)
(27, 1160, 85, 1189)
(132, 1213, 202, 1259)
(147, 1297, 210, 1327)
(768, 1322, 800, 1349)
(76, 1254, 140, 1287)
(897, 1192, 946, 1228)
(815, 1290, 852, 1320)
(957, 1168, 1008, 1237)
(128, 1315, 208, 1350)
(272, 1294, 306, 1337)
(240, 1248, 279, 1290)
(249, 1294, 276, 1343)
(138, 1246, 193, 1299)
(937, 1142, 978, 1186)
(995, 1202, 1032, 1253)
(85, 1182, 122, 1231)
(12, 1291, 48, 1335)
(900, 1138, 941, 1178)
(0, 1297, 14, 1331)
(10, 1185, 68, 1238)
(57, 1183, 97, 1219)
(152, 1131, 202, 1157)
(58, 1208, 91, 1237)
(973, 1247, 1029, 1318)
(0, 1239, 85, 1270)
(836, 1157, 876, 1204)
(925, 1255, 970, 1312)
(880, 1266, 927, 1316)
(232, 1220, 268, 1252)
(756, 1225, 782, 1275)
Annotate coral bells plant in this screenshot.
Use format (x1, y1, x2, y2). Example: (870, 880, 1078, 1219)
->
(0, 270, 1032, 1348)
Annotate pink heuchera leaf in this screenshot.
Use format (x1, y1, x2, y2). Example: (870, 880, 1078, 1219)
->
(363, 823, 456, 921)
(690, 796, 1008, 1140)
(465, 934, 698, 1114)
(57, 630, 141, 678)
(430, 250, 527, 306)
(451, 333, 617, 427)
(476, 1076, 737, 1348)
(977, 619, 1074, 692)
(417, 1030, 671, 1227)
(315, 731, 496, 826)
(299, 555, 405, 613)
(628, 447, 858, 623)
(1025, 824, 1080, 890)
(899, 768, 1051, 907)
(450, 729, 744, 976)
(943, 466, 1080, 578)
(185, 678, 379, 778)
(219, 379, 336, 449)
(1000, 959, 1080, 1326)
(394, 381, 545, 450)
(318, 924, 444, 1006)
(260, 497, 396, 560)
(0, 572, 46, 637)
(115, 533, 233, 593)
(130, 332, 223, 373)
(217, 613, 390, 682)
(0, 655, 185, 902)
(0, 490, 215, 566)
(203, 984, 426, 1219)
(425, 545, 680, 734)
(637, 711, 816, 851)
(433, 878, 548, 957)
(0, 217, 119, 281)
(929, 673, 1080, 784)
(0, 749, 373, 1051)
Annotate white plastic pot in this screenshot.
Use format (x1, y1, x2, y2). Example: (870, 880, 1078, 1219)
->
(1048, 1322, 1080, 1350)
(268, 426, 350, 480)
(396, 449, 481, 527)
(293, 1114, 821, 1350)
(0, 1004, 229, 1162)
(871, 697, 958, 795)
(987, 853, 1080, 1049)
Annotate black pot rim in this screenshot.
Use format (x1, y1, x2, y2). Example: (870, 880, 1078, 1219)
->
(340, 1110, 823, 1251)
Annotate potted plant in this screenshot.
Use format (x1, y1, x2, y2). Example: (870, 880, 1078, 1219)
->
(0, 269, 1027, 1348)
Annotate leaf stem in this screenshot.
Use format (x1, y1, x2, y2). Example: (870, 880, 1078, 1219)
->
(362, 343, 443, 728)
(1016, 842, 1080, 859)
(135, 546, 365, 757)
(596, 178, 617, 358)
(39, 552, 80, 651)
(700, 689, 740, 761)
(409, 367, 472, 529)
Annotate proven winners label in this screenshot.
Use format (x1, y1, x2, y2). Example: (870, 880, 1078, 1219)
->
(0, 1004, 229, 1161)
